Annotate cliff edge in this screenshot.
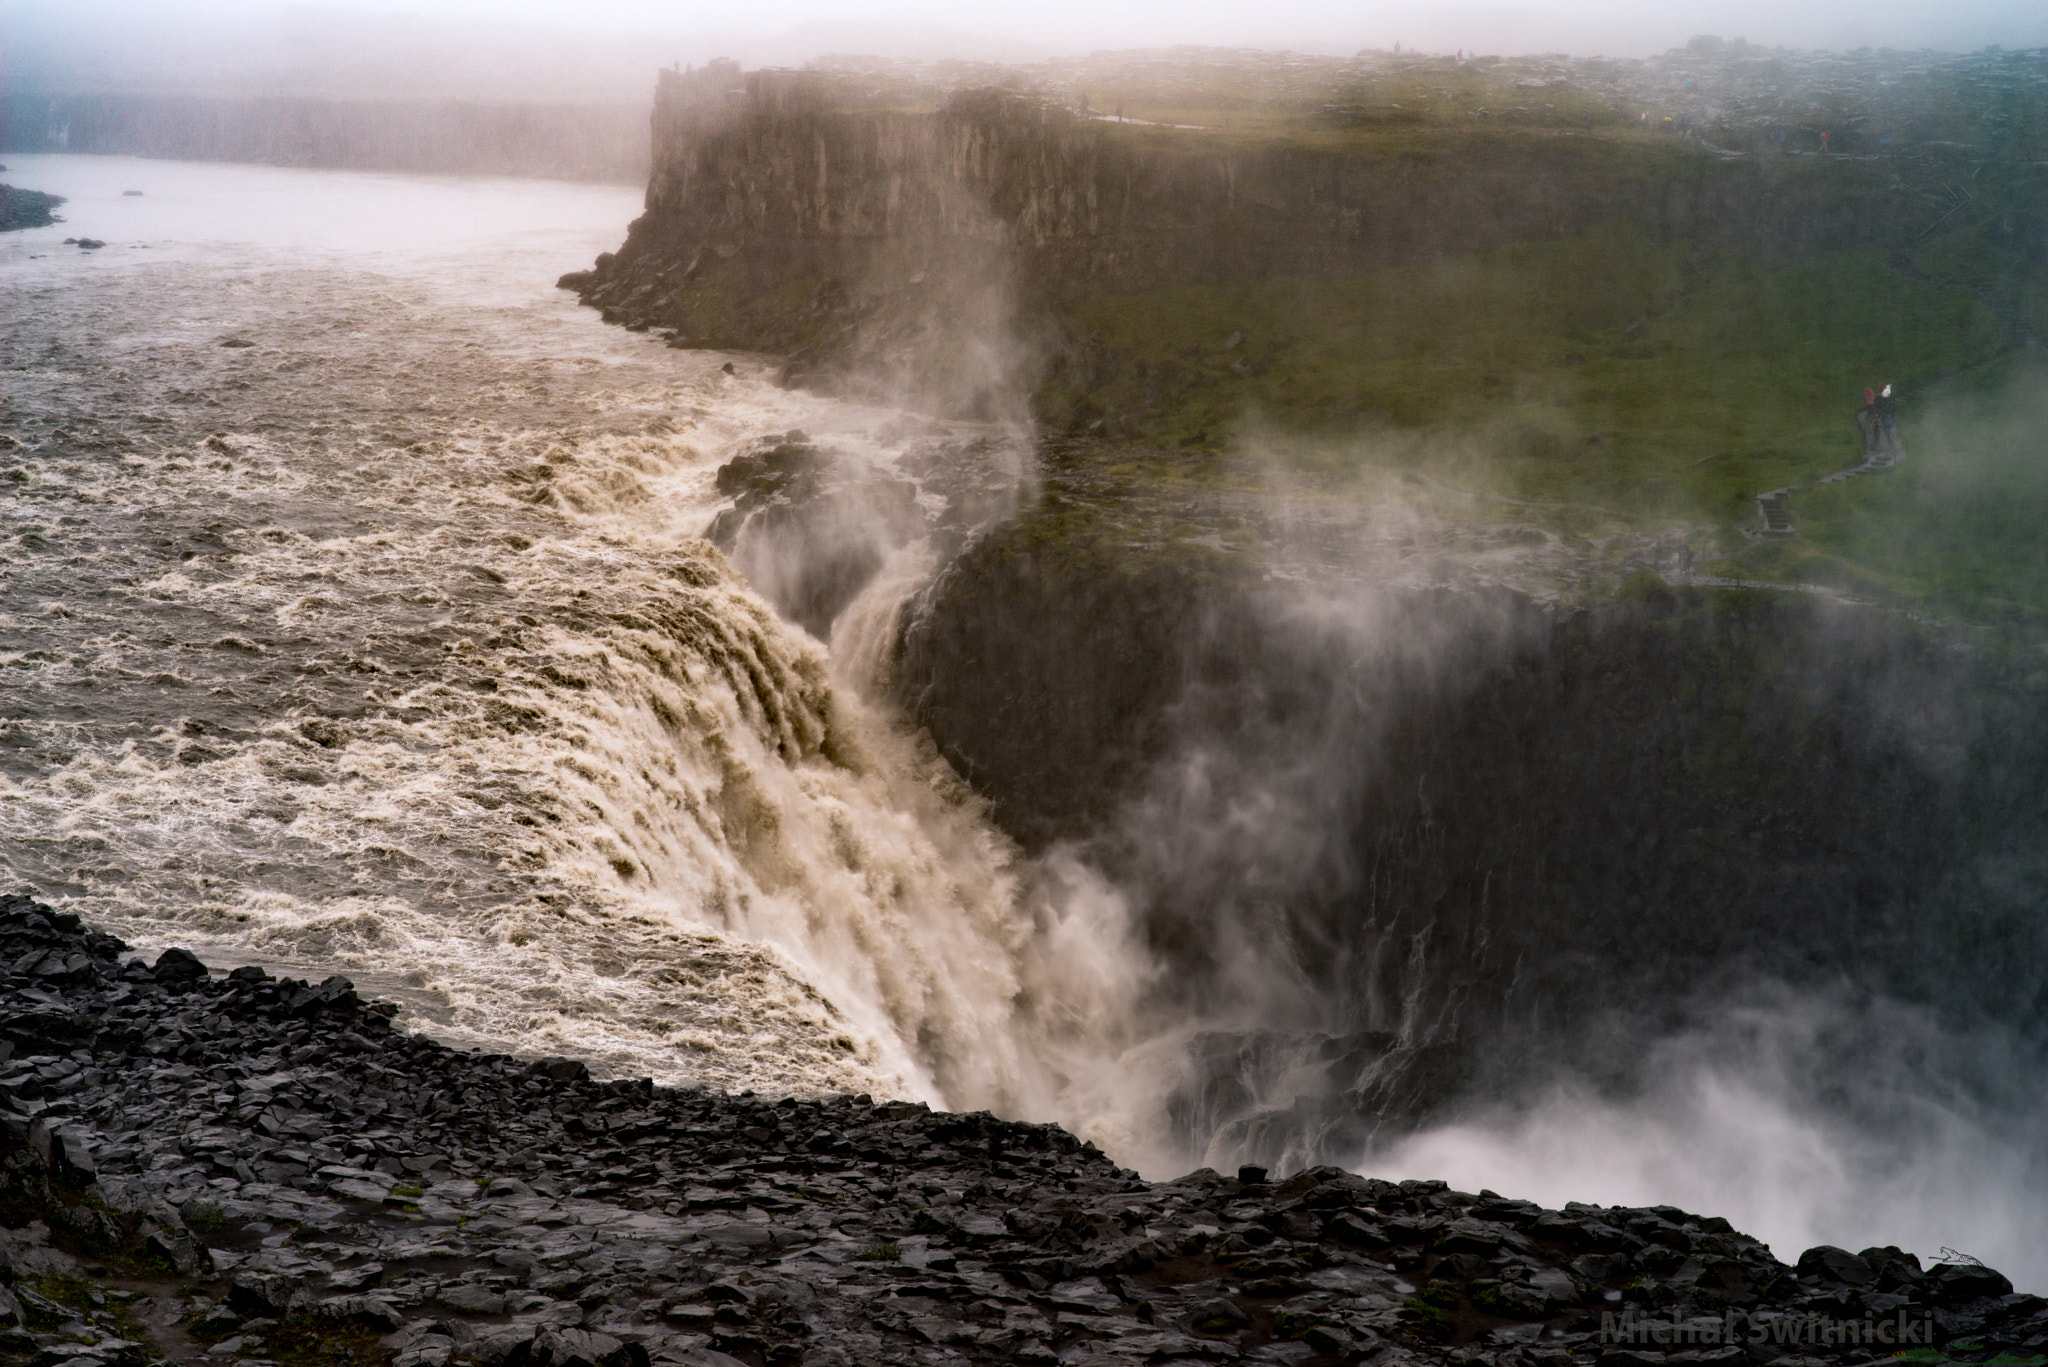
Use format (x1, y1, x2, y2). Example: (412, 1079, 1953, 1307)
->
(562, 60, 1900, 415)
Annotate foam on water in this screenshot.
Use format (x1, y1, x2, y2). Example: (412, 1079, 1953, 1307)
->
(5, 154, 2041, 1287)
(0, 153, 1139, 1113)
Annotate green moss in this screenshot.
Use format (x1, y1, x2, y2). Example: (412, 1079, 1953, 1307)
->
(1039, 215, 2043, 619)
(21, 1274, 152, 1344)
(1272, 1306, 1333, 1338)
(1400, 1285, 1459, 1342)
(184, 1199, 229, 1236)
(1707, 346, 2048, 617)
(249, 1314, 394, 1367)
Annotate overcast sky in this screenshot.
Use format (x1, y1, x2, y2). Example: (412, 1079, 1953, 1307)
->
(379, 0, 2048, 51)
(5, 0, 2045, 101)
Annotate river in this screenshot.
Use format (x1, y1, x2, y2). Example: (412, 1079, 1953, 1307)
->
(3, 153, 2041, 1285)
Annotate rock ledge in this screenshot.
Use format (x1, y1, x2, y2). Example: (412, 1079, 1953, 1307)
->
(2, 892, 2038, 1367)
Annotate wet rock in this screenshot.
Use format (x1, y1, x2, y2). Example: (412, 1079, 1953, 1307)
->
(702, 435, 923, 639)
(0, 185, 66, 233)
(0, 890, 2028, 1367)
(530, 1327, 641, 1367)
(151, 946, 207, 983)
(527, 1057, 590, 1083)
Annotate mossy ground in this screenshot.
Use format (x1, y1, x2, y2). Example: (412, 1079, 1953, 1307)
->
(1024, 48, 2048, 625)
(1708, 346, 2048, 621)
(18, 1272, 155, 1346)
(1035, 213, 2046, 622)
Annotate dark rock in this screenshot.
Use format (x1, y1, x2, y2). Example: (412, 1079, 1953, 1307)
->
(1437, 1218, 1506, 1254)
(1860, 1245, 1925, 1289)
(329, 1262, 385, 1292)
(313, 1296, 406, 1332)
(528, 1057, 590, 1083)
(471, 1327, 538, 1366)
(194, 1303, 241, 1335)
(1186, 1297, 1250, 1332)
(1796, 1245, 1873, 1285)
(1928, 1262, 2014, 1304)
(0, 888, 2027, 1367)
(0, 184, 66, 232)
(1326, 1212, 1389, 1247)
(228, 1271, 309, 1318)
(531, 1327, 644, 1367)
(151, 947, 207, 982)
(439, 1285, 506, 1315)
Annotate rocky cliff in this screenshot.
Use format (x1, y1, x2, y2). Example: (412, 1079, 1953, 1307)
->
(565, 62, 1919, 411)
(890, 479, 2048, 1164)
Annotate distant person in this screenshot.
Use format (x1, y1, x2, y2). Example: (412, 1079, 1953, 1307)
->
(1877, 383, 1897, 443)
(1822, 129, 1831, 153)
(1858, 386, 1879, 453)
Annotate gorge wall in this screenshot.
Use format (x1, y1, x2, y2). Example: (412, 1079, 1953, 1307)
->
(570, 59, 2048, 1176)
(566, 62, 1921, 410)
(891, 508, 2048, 1164)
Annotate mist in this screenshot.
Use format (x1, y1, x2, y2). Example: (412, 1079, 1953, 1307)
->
(7, 0, 2048, 106)
(6, 0, 2047, 1343)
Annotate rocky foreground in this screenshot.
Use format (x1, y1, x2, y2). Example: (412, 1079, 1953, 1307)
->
(2, 893, 2041, 1367)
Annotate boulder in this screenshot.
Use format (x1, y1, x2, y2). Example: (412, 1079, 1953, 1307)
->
(227, 1270, 308, 1318)
(312, 1296, 406, 1332)
(151, 947, 207, 983)
(1796, 1245, 1873, 1285)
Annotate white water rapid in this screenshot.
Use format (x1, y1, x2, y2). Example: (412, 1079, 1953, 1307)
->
(4, 154, 2040, 1288)
(0, 153, 1151, 1124)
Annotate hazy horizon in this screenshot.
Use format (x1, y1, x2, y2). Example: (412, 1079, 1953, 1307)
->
(4, 0, 2046, 103)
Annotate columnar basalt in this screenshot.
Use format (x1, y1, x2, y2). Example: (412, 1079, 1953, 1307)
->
(562, 63, 1907, 410)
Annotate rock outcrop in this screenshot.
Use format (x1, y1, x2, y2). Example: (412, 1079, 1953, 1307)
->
(563, 62, 1921, 410)
(6, 891, 2042, 1367)
(0, 185, 64, 232)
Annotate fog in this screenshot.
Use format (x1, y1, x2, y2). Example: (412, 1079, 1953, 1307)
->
(5, 0, 2046, 103)
(6, 0, 2045, 1318)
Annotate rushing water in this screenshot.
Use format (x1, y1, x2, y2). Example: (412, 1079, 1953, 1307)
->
(0, 153, 1139, 1118)
(4, 154, 2042, 1286)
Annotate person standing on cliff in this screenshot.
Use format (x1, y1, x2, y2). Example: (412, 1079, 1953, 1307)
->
(1877, 383, 1897, 444)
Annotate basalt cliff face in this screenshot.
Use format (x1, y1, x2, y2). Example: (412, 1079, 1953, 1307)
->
(564, 63, 1905, 412)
